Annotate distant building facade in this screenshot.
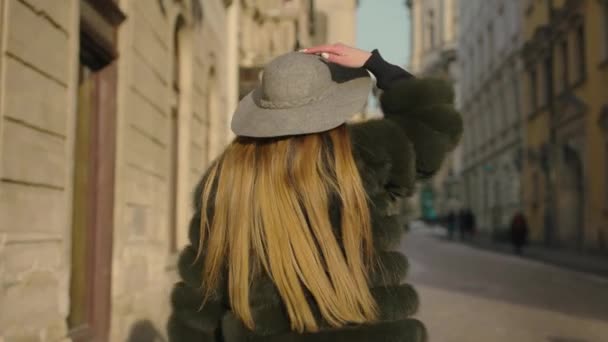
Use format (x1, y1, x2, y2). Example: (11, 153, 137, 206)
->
(237, 0, 315, 98)
(312, 0, 358, 46)
(521, 0, 608, 251)
(0, 0, 316, 341)
(407, 0, 460, 220)
(237, 0, 358, 99)
(408, 0, 458, 77)
(458, 0, 524, 236)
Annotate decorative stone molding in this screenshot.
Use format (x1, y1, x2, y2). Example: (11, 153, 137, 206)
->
(80, 0, 126, 70)
(85, 0, 126, 26)
(522, 0, 583, 66)
(554, 92, 588, 127)
(522, 26, 551, 67)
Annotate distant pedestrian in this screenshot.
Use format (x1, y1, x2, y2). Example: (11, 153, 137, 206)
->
(457, 209, 466, 240)
(510, 211, 529, 254)
(446, 211, 457, 240)
(466, 209, 476, 239)
(459, 208, 475, 241)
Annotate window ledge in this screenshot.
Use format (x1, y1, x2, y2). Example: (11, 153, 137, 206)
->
(572, 75, 587, 89)
(525, 3, 534, 15)
(528, 107, 544, 120)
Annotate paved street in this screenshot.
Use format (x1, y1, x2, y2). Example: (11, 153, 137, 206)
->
(403, 224, 608, 342)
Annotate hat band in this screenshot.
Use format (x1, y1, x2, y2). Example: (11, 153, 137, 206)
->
(258, 88, 331, 109)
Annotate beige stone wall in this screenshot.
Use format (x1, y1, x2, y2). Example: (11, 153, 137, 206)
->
(0, 0, 78, 340)
(239, 0, 313, 67)
(235, 0, 351, 99)
(0, 0, 232, 340)
(0, 0, 320, 340)
(110, 0, 230, 340)
(237, 0, 315, 98)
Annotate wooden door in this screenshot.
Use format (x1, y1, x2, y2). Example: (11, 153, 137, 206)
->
(69, 61, 118, 342)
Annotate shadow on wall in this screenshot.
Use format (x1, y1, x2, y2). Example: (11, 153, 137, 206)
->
(127, 320, 167, 342)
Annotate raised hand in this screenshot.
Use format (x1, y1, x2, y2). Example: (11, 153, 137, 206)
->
(301, 43, 372, 68)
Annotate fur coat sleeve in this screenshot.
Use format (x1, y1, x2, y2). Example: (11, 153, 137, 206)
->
(167, 78, 463, 342)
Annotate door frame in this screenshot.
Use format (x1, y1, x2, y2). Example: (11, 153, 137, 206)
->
(69, 1, 125, 341)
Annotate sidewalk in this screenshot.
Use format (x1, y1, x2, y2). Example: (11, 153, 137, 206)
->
(464, 233, 608, 278)
(417, 222, 608, 279)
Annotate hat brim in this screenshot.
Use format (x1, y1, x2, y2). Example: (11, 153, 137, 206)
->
(231, 70, 372, 138)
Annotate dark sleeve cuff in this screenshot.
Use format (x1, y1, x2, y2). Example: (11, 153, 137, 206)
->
(363, 49, 414, 90)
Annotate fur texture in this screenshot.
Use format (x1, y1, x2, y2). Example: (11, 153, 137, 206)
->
(168, 78, 462, 342)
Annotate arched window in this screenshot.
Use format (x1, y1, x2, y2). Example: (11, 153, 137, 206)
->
(427, 9, 435, 50)
(169, 16, 186, 253)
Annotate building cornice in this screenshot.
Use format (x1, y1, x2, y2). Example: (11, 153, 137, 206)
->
(80, 0, 126, 70)
(522, 26, 551, 67)
(85, 0, 126, 26)
(553, 92, 588, 129)
(522, 0, 584, 67)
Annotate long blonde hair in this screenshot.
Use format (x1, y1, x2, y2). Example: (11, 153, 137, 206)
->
(197, 124, 377, 332)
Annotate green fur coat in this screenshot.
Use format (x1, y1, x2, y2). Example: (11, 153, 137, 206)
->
(168, 78, 463, 342)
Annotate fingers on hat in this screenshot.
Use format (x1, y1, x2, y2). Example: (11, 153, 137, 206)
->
(301, 44, 342, 55)
(321, 53, 343, 62)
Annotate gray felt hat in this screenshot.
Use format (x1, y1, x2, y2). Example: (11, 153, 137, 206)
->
(231, 52, 372, 137)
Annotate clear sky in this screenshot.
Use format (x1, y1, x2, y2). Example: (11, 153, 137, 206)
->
(356, 0, 411, 67)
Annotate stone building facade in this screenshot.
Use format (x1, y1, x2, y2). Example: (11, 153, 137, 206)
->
(408, 0, 458, 77)
(521, 0, 608, 251)
(0, 0, 320, 341)
(458, 0, 524, 236)
(237, 0, 315, 99)
(312, 0, 358, 46)
(407, 0, 461, 220)
(236, 0, 359, 100)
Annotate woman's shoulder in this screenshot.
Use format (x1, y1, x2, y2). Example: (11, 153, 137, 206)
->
(348, 120, 415, 196)
(349, 118, 407, 146)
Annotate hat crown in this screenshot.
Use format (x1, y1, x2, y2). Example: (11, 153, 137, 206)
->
(260, 52, 331, 105)
(231, 51, 371, 138)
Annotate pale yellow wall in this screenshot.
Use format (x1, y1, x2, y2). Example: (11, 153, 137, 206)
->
(581, 0, 608, 249)
(522, 0, 555, 243)
(522, 0, 608, 249)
